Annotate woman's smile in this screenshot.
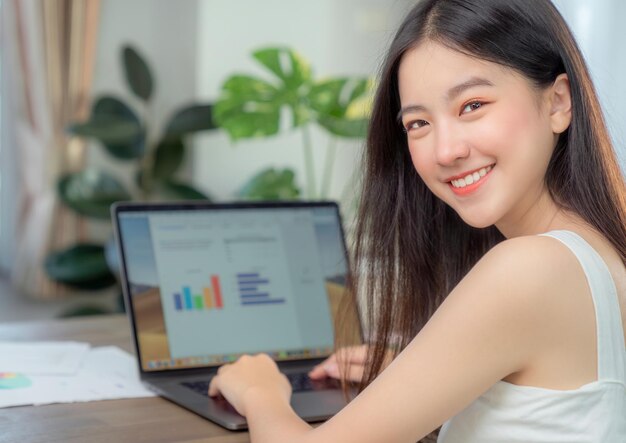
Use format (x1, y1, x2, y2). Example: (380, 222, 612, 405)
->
(447, 164, 495, 196)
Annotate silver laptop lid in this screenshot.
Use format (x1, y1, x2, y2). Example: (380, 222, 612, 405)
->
(113, 201, 361, 374)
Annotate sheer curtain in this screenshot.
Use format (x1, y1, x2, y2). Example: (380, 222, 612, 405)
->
(1, 0, 100, 299)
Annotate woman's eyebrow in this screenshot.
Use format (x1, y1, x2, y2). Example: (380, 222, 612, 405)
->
(446, 76, 494, 102)
(397, 76, 494, 122)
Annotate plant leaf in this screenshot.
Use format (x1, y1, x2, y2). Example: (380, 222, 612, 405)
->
(122, 45, 154, 101)
(308, 78, 349, 116)
(58, 305, 115, 317)
(216, 109, 281, 140)
(152, 137, 185, 181)
(45, 243, 117, 289)
(214, 47, 314, 139)
(214, 75, 282, 139)
(58, 170, 132, 219)
(67, 96, 145, 160)
(238, 168, 301, 200)
(164, 104, 218, 136)
(253, 47, 312, 90)
(253, 47, 312, 127)
(317, 116, 369, 138)
(68, 118, 141, 146)
(308, 78, 370, 118)
(308, 78, 371, 138)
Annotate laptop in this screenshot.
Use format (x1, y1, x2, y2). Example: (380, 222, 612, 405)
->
(112, 201, 362, 430)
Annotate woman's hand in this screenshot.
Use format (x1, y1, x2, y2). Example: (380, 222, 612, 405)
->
(309, 344, 396, 382)
(308, 345, 370, 382)
(208, 353, 292, 416)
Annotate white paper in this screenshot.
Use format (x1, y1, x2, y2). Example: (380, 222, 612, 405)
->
(0, 346, 155, 408)
(0, 341, 90, 375)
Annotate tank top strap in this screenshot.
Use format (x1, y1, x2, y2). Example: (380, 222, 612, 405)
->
(539, 230, 626, 382)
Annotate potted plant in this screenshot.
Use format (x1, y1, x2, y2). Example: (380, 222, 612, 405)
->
(214, 46, 372, 201)
(45, 45, 217, 313)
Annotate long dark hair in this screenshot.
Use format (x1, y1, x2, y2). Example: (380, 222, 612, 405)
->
(339, 0, 626, 395)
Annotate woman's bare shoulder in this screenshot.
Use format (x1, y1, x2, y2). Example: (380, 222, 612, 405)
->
(467, 233, 583, 293)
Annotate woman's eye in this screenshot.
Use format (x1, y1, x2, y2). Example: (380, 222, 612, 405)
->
(461, 101, 483, 114)
(404, 119, 429, 132)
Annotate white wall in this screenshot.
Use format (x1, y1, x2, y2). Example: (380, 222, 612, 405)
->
(553, 0, 626, 169)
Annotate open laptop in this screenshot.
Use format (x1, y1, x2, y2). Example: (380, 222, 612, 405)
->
(112, 201, 362, 430)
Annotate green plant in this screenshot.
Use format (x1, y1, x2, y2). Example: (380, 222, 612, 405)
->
(45, 44, 217, 299)
(214, 46, 372, 200)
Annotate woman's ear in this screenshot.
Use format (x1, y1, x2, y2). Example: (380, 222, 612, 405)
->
(549, 73, 572, 134)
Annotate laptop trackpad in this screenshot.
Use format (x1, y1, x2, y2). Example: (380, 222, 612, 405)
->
(291, 390, 350, 421)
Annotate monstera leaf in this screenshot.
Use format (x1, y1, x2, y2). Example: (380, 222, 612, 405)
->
(308, 77, 371, 138)
(215, 47, 372, 141)
(214, 47, 313, 140)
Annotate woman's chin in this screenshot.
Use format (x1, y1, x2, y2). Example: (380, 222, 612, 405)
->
(456, 212, 497, 229)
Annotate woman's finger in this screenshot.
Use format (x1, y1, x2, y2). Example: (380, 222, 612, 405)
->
(335, 345, 368, 364)
(308, 352, 338, 378)
(309, 345, 369, 380)
(208, 375, 220, 397)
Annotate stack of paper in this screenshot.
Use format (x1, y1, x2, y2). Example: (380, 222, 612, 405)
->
(0, 342, 155, 408)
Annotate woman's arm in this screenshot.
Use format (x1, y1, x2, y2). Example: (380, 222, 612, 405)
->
(210, 235, 575, 443)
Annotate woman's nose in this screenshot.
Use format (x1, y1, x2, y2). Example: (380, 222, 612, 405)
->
(433, 128, 470, 166)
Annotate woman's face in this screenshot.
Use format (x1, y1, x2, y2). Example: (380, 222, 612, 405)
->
(398, 42, 569, 233)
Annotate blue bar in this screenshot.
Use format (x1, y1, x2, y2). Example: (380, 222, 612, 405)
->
(237, 273, 259, 278)
(242, 299, 285, 306)
(183, 287, 193, 310)
(239, 286, 259, 292)
(237, 279, 269, 285)
(174, 293, 182, 311)
(240, 293, 269, 298)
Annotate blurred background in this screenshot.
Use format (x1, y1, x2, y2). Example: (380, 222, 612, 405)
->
(0, 0, 624, 322)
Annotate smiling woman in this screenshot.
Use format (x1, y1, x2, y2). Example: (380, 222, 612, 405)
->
(397, 44, 571, 231)
(206, 1, 626, 442)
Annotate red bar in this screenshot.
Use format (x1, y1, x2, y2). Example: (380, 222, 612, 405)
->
(211, 275, 223, 309)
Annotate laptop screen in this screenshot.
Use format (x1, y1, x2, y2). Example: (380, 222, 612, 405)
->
(115, 203, 354, 372)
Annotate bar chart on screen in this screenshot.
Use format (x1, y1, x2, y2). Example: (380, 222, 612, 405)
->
(150, 213, 301, 358)
(172, 275, 224, 312)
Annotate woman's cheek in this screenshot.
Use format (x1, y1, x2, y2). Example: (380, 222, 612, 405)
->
(408, 142, 436, 186)
(408, 141, 427, 174)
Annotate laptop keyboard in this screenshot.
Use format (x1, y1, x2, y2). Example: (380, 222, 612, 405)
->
(182, 372, 340, 397)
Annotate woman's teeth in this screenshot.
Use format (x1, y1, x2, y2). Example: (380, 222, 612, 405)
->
(451, 165, 492, 188)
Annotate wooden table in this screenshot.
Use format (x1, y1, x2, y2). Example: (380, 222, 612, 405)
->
(0, 315, 250, 443)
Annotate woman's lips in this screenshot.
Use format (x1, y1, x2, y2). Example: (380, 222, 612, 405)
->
(448, 165, 494, 196)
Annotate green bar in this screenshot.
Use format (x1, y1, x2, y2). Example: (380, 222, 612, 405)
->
(194, 295, 204, 310)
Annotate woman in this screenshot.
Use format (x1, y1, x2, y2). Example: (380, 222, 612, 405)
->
(209, 0, 626, 441)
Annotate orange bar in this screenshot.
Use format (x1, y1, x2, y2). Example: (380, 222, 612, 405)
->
(211, 275, 223, 309)
(203, 287, 213, 309)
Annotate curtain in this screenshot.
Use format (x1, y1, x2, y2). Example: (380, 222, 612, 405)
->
(6, 0, 100, 299)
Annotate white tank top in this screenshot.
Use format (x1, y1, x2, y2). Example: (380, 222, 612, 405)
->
(437, 231, 626, 443)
